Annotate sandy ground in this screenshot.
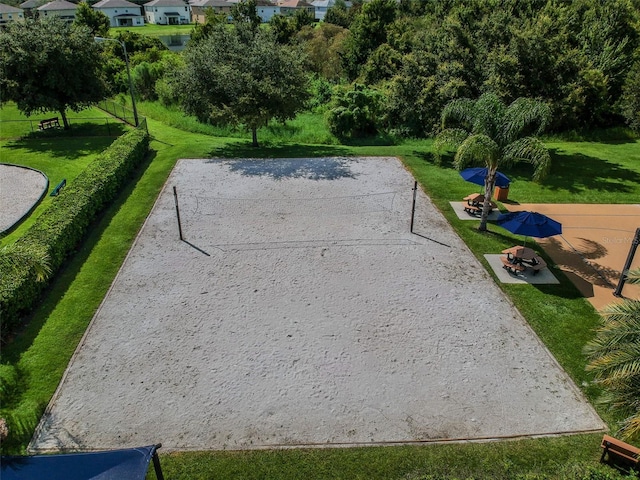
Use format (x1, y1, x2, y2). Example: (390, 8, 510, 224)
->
(0, 164, 48, 234)
(29, 158, 604, 452)
(506, 204, 640, 310)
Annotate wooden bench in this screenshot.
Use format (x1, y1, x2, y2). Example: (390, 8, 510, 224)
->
(50, 178, 66, 197)
(39, 117, 60, 130)
(463, 204, 482, 215)
(501, 256, 526, 273)
(600, 435, 639, 472)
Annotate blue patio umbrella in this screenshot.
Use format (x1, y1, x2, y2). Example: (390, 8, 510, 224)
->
(497, 211, 562, 240)
(460, 167, 511, 188)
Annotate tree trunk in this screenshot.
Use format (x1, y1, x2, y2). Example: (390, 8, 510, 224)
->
(478, 169, 497, 232)
(59, 109, 70, 130)
(251, 127, 258, 147)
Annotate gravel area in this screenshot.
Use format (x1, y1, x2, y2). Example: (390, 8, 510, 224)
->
(0, 164, 48, 234)
(31, 157, 604, 452)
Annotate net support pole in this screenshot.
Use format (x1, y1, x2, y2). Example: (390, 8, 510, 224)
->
(410, 181, 418, 233)
(173, 186, 183, 241)
(613, 227, 640, 297)
(152, 444, 166, 480)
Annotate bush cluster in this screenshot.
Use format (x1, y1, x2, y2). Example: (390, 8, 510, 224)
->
(0, 128, 149, 335)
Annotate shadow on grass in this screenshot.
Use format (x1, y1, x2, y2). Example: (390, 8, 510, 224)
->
(2, 136, 117, 160)
(208, 141, 352, 159)
(510, 150, 640, 194)
(545, 127, 638, 144)
(412, 150, 454, 168)
(414, 145, 640, 196)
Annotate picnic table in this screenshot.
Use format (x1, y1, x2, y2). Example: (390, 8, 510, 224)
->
(501, 246, 547, 275)
(463, 193, 497, 216)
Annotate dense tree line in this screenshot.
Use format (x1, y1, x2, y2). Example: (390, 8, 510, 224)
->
(329, 0, 640, 135)
(2, 0, 639, 137)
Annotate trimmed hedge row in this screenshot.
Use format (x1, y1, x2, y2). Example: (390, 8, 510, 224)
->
(0, 128, 150, 334)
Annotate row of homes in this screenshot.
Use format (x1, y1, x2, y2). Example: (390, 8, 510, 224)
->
(0, 0, 347, 27)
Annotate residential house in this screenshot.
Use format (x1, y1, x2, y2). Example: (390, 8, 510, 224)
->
(93, 0, 145, 26)
(311, 0, 351, 21)
(190, 0, 231, 24)
(19, 0, 45, 18)
(37, 0, 78, 22)
(144, 0, 190, 25)
(225, 0, 278, 23)
(277, 0, 313, 18)
(0, 3, 25, 26)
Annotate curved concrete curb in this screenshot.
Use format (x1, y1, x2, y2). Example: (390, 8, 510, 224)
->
(0, 163, 49, 236)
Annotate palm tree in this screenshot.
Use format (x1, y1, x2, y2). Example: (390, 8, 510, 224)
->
(435, 93, 552, 231)
(585, 268, 640, 441)
(0, 243, 51, 283)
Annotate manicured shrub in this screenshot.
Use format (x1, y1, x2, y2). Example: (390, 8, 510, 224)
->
(0, 128, 149, 334)
(326, 83, 385, 138)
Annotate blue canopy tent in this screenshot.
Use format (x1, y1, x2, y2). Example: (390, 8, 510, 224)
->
(1, 444, 164, 480)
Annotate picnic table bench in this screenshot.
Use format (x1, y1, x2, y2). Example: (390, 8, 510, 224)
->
(464, 204, 482, 215)
(462, 194, 497, 216)
(501, 247, 549, 275)
(600, 435, 639, 472)
(39, 117, 60, 130)
(50, 178, 66, 197)
(500, 256, 526, 274)
(525, 255, 547, 274)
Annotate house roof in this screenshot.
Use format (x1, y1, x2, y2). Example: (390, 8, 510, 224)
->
(226, 0, 276, 4)
(144, 0, 187, 7)
(20, 0, 44, 9)
(278, 0, 312, 7)
(190, 0, 229, 7)
(0, 2, 24, 13)
(93, 0, 140, 8)
(37, 0, 77, 10)
(311, 0, 333, 6)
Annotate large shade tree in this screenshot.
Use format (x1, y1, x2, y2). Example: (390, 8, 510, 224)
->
(0, 17, 107, 129)
(177, 25, 310, 147)
(73, 1, 110, 37)
(585, 268, 640, 441)
(435, 93, 552, 231)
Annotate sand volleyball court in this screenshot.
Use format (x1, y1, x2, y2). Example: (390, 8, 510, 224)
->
(31, 157, 604, 452)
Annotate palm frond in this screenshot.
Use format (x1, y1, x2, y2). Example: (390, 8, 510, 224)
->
(587, 343, 640, 381)
(471, 93, 506, 140)
(584, 301, 640, 356)
(502, 136, 551, 181)
(501, 97, 551, 145)
(620, 412, 640, 441)
(600, 299, 640, 324)
(433, 128, 469, 165)
(625, 267, 640, 286)
(0, 244, 51, 283)
(440, 98, 475, 131)
(453, 134, 499, 170)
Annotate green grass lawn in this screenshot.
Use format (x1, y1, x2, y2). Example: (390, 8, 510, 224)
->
(1, 103, 639, 478)
(0, 104, 130, 244)
(0, 103, 129, 140)
(111, 24, 195, 37)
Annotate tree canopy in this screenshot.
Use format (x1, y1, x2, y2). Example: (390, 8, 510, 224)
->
(176, 25, 310, 146)
(0, 17, 107, 129)
(74, 1, 110, 37)
(338, 0, 640, 134)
